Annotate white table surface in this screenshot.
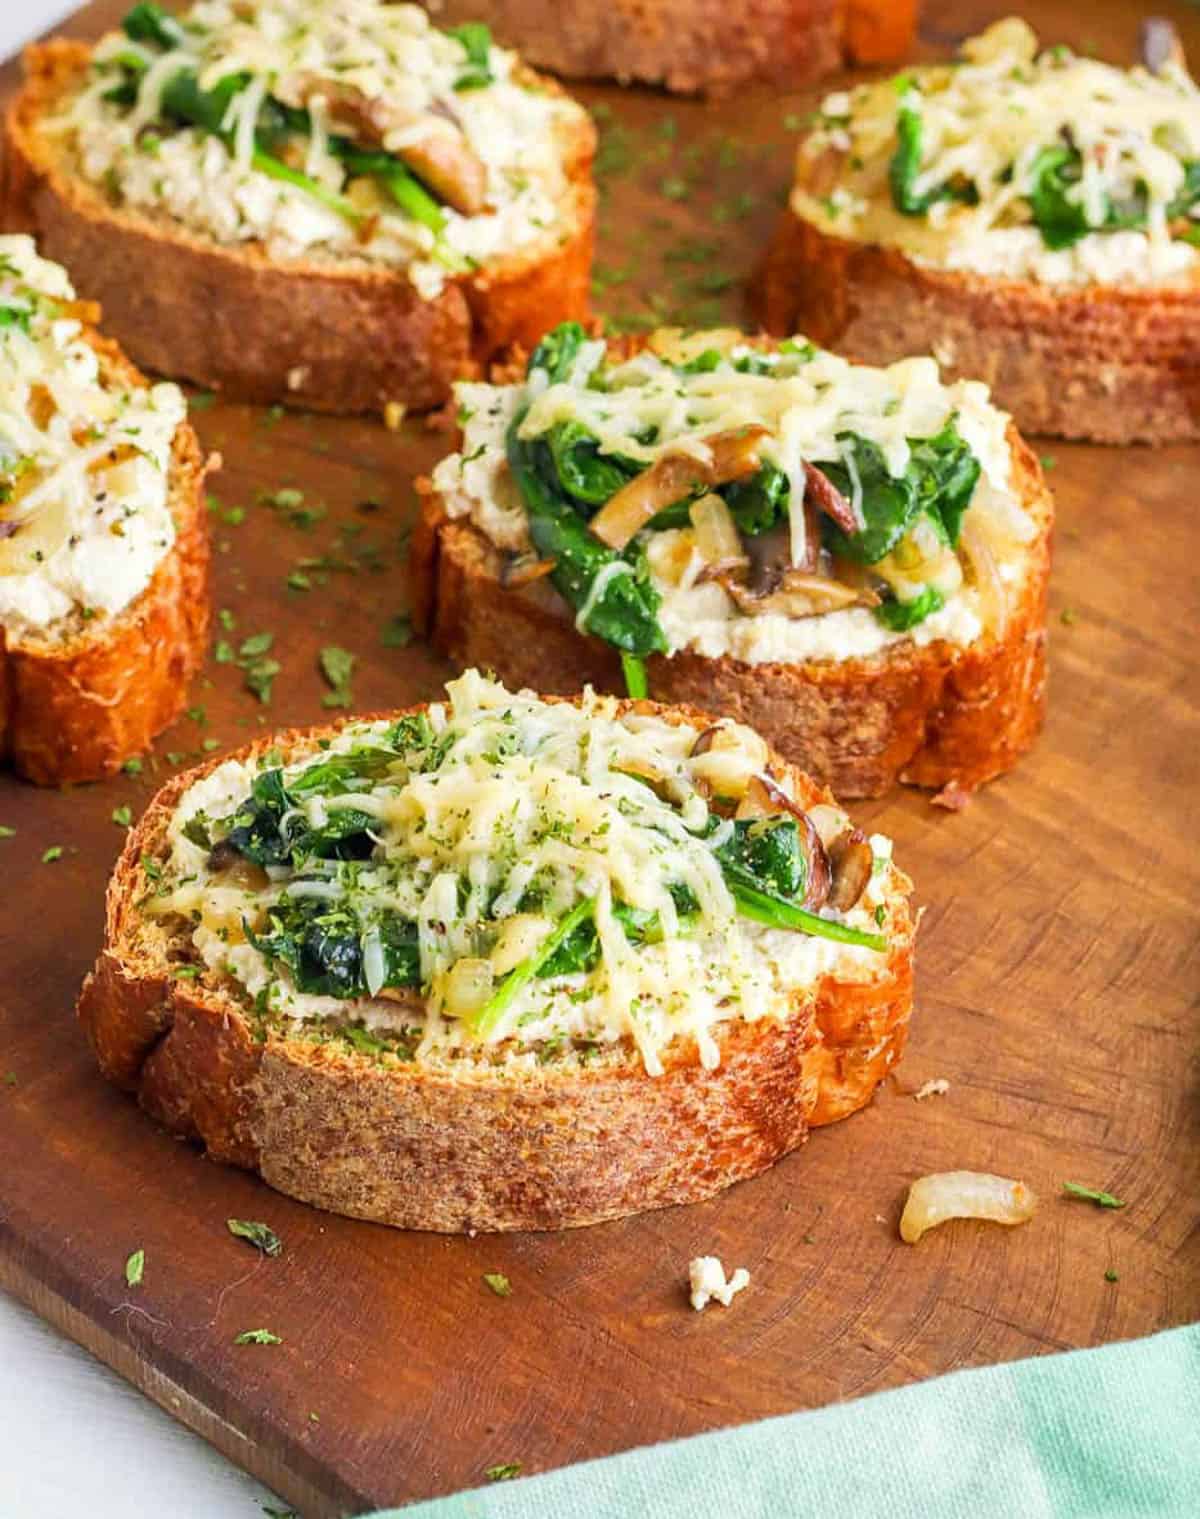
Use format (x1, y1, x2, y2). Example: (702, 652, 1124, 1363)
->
(1, 3, 286, 1514)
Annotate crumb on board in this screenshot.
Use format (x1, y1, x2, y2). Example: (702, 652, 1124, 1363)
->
(932, 780, 972, 812)
(688, 1256, 750, 1311)
(915, 1078, 951, 1101)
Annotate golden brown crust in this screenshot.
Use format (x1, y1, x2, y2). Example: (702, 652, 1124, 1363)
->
(752, 208, 1200, 445)
(77, 703, 917, 1232)
(0, 330, 211, 786)
(416, 0, 915, 94)
(2, 41, 596, 414)
(410, 429, 1051, 799)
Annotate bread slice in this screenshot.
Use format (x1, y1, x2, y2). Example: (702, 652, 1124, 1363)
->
(77, 689, 916, 1233)
(411, 333, 1052, 800)
(418, 0, 916, 94)
(1, 316, 210, 787)
(3, 41, 596, 415)
(753, 210, 1200, 446)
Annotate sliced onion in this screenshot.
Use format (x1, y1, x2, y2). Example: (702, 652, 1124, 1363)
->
(444, 958, 495, 1018)
(958, 515, 1007, 635)
(490, 914, 553, 976)
(900, 1171, 1038, 1245)
(689, 723, 769, 801)
(690, 493, 745, 566)
(362, 926, 386, 998)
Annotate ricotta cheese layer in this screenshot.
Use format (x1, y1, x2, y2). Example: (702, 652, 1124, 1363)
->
(150, 672, 900, 1075)
(433, 331, 1036, 666)
(45, 0, 588, 300)
(0, 235, 184, 640)
(796, 17, 1200, 288)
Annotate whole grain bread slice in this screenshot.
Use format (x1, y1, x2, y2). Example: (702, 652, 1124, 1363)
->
(411, 422, 1052, 800)
(2, 41, 596, 415)
(752, 208, 1200, 445)
(77, 700, 916, 1233)
(418, 0, 916, 94)
(1, 327, 211, 786)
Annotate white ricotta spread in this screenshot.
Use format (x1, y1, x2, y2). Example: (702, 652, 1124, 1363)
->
(797, 17, 1200, 288)
(689, 1256, 750, 1311)
(432, 338, 1035, 666)
(44, 0, 587, 299)
(151, 671, 900, 1074)
(0, 235, 184, 640)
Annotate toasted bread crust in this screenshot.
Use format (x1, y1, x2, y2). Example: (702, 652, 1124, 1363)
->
(77, 705, 916, 1232)
(2, 41, 596, 415)
(0, 332, 210, 786)
(753, 209, 1200, 445)
(417, 0, 916, 93)
(410, 429, 1051, 799)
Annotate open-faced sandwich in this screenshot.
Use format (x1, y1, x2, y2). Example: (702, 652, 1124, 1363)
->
(78, 670, 915, 1231)
(0, 235, 209, 786)
(3, 1, 596, 414)
(755, 17, 1200, 444)
(414, 0, 916, 95)
(413, 323, 1051, 799)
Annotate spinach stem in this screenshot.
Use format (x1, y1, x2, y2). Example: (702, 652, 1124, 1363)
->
(470, 897, 597, 1037)
(621, 653, 649, 700)
(727, 878, 888, 952)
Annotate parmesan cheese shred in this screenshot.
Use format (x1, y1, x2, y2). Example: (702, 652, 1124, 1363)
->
(151, 672, 899, 1074)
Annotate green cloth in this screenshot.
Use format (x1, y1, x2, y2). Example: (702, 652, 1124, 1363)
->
(372, 1324, 1200, 1518)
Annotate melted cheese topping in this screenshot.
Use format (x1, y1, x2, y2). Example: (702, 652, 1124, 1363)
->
(797, 18, 1200, 287)
(0, 235, 184, 640)
(45, 0, 587, 299)
(151, 671, 897, 1074)
(432, 336, 1036, 665)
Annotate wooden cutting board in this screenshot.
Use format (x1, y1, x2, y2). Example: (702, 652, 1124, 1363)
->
(2, 1, 1198, 1513)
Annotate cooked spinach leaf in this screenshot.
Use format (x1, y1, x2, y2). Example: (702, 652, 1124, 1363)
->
(247, 896, 419, 999)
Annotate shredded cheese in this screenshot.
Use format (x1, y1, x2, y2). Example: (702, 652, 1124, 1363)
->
(152, 672, 897, 1073)
(798, 17, 1200, 287)
(0, 236, 184, 640)
(45, 0, 588, 297)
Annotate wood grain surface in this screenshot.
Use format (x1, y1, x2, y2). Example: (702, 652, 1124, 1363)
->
(1, 1, 1198, 1514)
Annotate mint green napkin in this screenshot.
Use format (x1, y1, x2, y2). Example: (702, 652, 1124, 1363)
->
(372, 1324, 1199, 1518)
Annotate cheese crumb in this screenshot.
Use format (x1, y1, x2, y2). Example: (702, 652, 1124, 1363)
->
(688, 1256, 750, 1311)
(914, 1078, 951, 1101)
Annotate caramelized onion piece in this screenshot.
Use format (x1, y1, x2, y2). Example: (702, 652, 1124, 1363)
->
(958, 515, 1007, 635)
(690, 493, 745, 567)
(689, 722, 769, 801)
(205, 841, 270, 891)
(827, 827, 872, 912)
(900, 1171, 1039, 1244)
(589, 427, 770, 550)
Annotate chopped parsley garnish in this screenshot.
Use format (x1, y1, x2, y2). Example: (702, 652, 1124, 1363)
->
(319, 645, 356, 708)
(227, 1219, 283, 1257)
(124, 1249, 145, 1287)
(1062, 1181, 1126, 1209)
(485, 1463, 522, 1483)
(482, 1272, 512, 1297)
(234, 1328, 282, 1345)
(111, 806, 134, 828)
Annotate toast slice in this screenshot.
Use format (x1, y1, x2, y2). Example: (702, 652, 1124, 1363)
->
(411, 326, 1052, 799)
(417, 0, 917, 94)
(753, 20, 1200, 444)
(78, 674, 916, 1232)
(0, 239, 210, 786)
(3, 25, 596, 415)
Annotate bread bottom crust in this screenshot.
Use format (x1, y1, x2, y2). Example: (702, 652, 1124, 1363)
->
(410, 450, 1051, 799)
(3, 41, 596, 414)
(77, 708, 915, 1232)
(753, 211, 1200, 445)
(0, 341, 210, 786)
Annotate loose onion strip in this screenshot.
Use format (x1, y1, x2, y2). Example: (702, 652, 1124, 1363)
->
(899, 1171, 1038, 1244)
